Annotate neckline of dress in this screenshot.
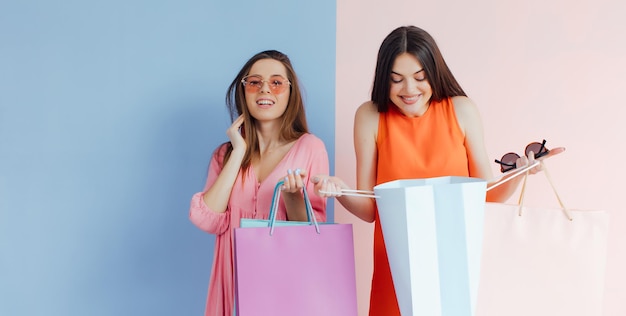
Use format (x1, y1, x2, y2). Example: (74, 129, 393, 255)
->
(251, 134, 307, 186)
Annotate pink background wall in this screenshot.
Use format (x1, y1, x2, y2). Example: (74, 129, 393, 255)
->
(336, 0, 626, 315)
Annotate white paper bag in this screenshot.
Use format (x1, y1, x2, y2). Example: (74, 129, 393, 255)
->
(374, 176, 487, 316)
(475, 202, 609, 316)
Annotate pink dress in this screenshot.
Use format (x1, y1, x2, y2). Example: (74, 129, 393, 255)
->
(189, 133, 329, 316)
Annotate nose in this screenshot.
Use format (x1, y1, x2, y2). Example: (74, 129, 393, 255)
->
(402, 79, 418, 93)
(259, 80, 271, 93)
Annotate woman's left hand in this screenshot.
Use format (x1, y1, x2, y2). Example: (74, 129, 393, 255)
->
(281, 168, 307, 193)
(517, 146, 566, 174)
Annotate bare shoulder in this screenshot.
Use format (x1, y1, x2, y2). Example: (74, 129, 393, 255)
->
(451, 96, 479, 114)
(355, 101, 378, 115)
(451, 96, 482, 132)
(355, 101, 379, 124)
(354, 101, 379, 140)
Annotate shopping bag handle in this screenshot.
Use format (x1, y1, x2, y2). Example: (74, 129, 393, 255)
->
(267, 180, 320, 235)
(326, 162, 543, 198)
(488, 161, 573, 221)
(267, 180, 312, 222)
(516, 162, 573, 220)
(486, 161, 540, 192)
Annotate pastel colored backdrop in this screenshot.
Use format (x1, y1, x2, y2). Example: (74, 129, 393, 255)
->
(1, 0, 625, 315)
(336, 0, 626, 315)
(0, 1, 335, 315)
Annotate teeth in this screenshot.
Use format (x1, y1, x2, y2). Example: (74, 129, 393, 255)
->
(257, 100, 274, 105)
(403, 96, 418, 101)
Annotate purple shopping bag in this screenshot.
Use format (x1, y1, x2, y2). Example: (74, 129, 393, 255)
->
(233, 182, 358, 316)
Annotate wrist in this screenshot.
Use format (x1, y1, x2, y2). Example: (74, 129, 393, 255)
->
(281, 189, 303, 200)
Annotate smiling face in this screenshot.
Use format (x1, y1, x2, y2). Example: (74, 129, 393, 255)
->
(244, 58, 291, 124)
(389, 53, 433, 117)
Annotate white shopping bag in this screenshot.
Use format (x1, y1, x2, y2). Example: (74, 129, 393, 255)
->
(373, 176, 487, 316)
(476, 202, 609, 316)
(476, 166, 610, 316)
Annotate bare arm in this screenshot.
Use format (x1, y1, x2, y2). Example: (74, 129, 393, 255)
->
(281, 135, 330, 222)
(452, 96, 523, 202)
(202, 115, 247, 212)
(315, 102, 379, 223)
(282, 169, 309, 221)
(453, 96, 564, 202)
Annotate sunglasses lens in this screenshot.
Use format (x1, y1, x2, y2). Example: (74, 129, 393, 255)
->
(242, 76, 262, 93)
(498, 152, 520, 172)
(268, 76, 289, 94)
(526, 141, 549, 158)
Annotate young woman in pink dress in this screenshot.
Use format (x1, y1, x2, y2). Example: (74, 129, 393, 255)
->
(189, 50, 329, 316)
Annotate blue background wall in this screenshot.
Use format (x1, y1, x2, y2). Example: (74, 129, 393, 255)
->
(0, 1, 336, 315)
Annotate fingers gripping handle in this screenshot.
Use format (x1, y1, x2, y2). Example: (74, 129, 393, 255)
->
(268, 180, 320, 235)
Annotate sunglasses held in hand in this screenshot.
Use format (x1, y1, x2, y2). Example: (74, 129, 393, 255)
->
(495, 139, 550, 173)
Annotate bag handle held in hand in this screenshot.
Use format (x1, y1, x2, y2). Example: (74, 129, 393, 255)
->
(268, 180, 320, 235)
(486, 161, 540, 192)
(488, 161, 572, 221)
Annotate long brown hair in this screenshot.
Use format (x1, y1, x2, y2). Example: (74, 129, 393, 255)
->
(371, 25, 467, 112)
(221, 50, 309, 172)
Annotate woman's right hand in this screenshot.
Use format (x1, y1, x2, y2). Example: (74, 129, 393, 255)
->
(226, 115, 247, 152)
(312, 175, 350, 198)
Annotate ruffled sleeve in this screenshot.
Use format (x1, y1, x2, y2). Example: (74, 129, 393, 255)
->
(189, 144, 231, 235)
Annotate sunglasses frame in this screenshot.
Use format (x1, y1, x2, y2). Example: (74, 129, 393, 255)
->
(241, 75, 291, 95)
(494, 139, 550, 173)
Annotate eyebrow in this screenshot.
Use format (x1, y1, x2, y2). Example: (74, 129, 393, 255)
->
(391, 69, 424, 76)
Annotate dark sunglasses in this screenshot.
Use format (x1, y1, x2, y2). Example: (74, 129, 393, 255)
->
(494, 139, 550, 173)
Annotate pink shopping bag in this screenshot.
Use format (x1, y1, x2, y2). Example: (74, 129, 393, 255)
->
(476, 165, 610, 316)
(233, 182, 358, 316)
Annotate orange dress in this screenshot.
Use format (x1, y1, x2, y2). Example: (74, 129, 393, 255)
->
(369, 97, 470, 315)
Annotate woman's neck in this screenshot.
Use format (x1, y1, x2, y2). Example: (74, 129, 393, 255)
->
(256, 124, 284, 154)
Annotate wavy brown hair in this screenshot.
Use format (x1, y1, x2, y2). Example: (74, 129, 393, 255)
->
(221, 50, 309, 172)
(371, 25, 467, 112)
